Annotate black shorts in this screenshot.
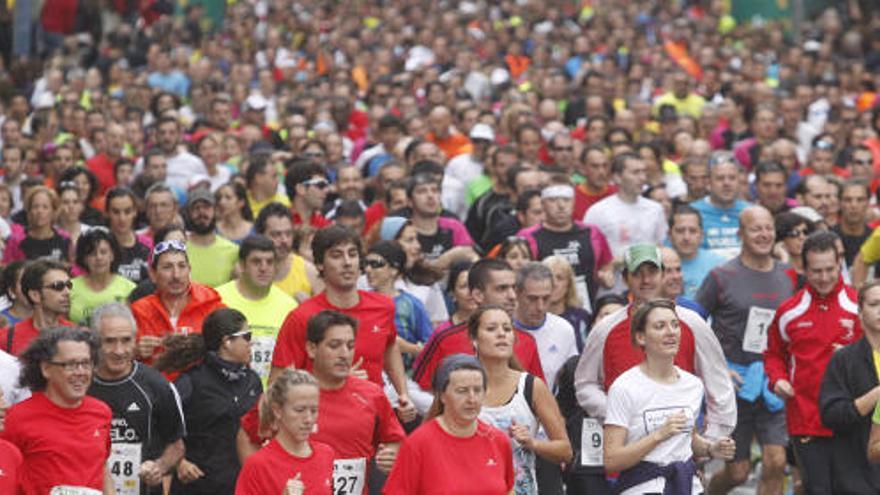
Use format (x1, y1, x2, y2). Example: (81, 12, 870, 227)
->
(730, 398, 788, 461)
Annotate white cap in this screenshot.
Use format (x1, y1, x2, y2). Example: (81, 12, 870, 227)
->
(490, 67, 510, 86)
(245, 94, 268, 111)
(469, 123, 495, 141)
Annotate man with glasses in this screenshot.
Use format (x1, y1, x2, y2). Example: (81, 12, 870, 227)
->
(0, 259, 73, 355)
(284, 159, 332, 228)
(88, 302, 185, 495)
(131, 240, 225, 363)
(848, 145, 877, 191)
(137, 183, 180, 240)
(2, 326, 114, 494)
(185, 188, 239, 288)
(546, 132, 578, 178)
(216, 235, 298, 383)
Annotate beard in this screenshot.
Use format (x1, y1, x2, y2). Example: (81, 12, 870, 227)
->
(189, 217, 216, 235)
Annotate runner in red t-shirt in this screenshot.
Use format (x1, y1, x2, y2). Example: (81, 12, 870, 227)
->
(240, 310, 406, 494)
(412, 259, 544, 390)
(0, 384, 22, 495)
(270, 226, 416, 422)
(0, 259, 74, 356)
(1, 327, 113, 494)
(236, 368, 335, 495)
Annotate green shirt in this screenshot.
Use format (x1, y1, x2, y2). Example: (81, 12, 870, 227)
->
(70, 275, 136, 325)
(465, 175, 493, 206)
(216, 281, 299, 384)
(187, 237, 239, 288)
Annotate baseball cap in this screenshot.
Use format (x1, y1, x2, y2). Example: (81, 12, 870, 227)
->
(790, 206, 823, 224)
(245, 94, 268, 112)
(186, 188, 214, 209)
(469, 123, 495, 142)
(623, 243, 663, 273)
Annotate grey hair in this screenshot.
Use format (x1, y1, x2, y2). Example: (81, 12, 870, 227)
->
(90, 302, 137, 336)
(515, 261, 555, 291)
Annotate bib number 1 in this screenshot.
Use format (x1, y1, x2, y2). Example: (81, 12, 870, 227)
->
(742, 306, 775, 354)
(333, 457, 366, 495)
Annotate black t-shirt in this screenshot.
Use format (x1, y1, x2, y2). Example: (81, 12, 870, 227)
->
(418, 229, 455, 262)
(20, 232, 70, 262)
(833, 225, 870, 267)
(89, 362, 186, 495)
(117, 240, 150, 283)
(530, 224, 597, 302)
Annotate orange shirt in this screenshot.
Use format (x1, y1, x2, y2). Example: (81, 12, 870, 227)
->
(427, 132, 473, 159)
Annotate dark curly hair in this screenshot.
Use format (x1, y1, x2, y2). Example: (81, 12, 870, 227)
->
(75, 228, 122, 274)
(19, 327, 99, 391)
(154, 308, 248, 373)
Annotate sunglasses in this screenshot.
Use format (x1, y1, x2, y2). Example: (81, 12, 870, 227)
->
(786, 228, 808, 238)
(153, 240, 187, 257)
(43, 280, 73, 292)
(302, 178, 329, 190)
(227, 330, 252, 342)
(365, 258, 388, 269)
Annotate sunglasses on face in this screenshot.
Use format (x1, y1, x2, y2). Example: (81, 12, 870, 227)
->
(786, 228, 808, 238)
(365, 258, 388, 269)
(227, 330, 252, 342)
(44, 280, 73, 291)
(302, 178, 329, 190)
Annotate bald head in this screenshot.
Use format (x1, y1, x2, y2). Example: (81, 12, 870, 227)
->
(659, 247, 683, 299)
(428, 106, 452, 138)
(739, 205, 776, 258)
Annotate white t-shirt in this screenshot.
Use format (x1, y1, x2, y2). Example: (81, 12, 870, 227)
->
(398, 279, 449, 324)
(517, 313, 578, 391)
(0, 349, 30, 406)
(166, 151, 208, 192)
(583, 194, 667, 258)
(605, 365, 704, 495)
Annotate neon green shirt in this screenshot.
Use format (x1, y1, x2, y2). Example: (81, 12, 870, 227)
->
(69, 275, 136, 325)
(466, 175, 493, 206)
(187, 237, 239, 288)
(216, 281, 298, 383)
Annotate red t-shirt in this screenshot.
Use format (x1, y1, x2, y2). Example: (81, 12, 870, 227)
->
(86, 153, 117, 197)
(383, 419, 514, 495)
(2, 392, 112, 494)
(272, 292, 397, 385)
(235, 439, 335, 495)
(0, 439, 22, 494)
(411, 322, 544, 391)
(292, 210, 333, 229)
(0, 317, 75, 356)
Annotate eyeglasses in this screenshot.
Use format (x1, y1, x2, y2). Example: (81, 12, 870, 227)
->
(43, 280, 73, 291)
(226, 330, 252, 342)
(302, 178, 329, 190)
(48, 359, 94, 372)
(365, 259, 388, 269)
(303, 152, 326, 159)
(853, 159, 873, 166)
(786, 228, 808, 238)
(153, 240, 187, 257)
(553, 146, 574, 152)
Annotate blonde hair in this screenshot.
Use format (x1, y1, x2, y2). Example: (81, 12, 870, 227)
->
(543, 255, 582, 309)
(257, 369, 319, 438)
(24, 186, 59, 212)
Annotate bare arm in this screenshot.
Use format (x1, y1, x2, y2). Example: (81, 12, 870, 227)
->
(852, 252, 869, 289)
(396, 336, 423, 357)
(140, 439, 184, 486)
(236, 428, 261, 465)
(528, 377, 572, 463)
(604, 412, 689, 472)
(103, 466, 117, 495)
(868, 422, 880, 462)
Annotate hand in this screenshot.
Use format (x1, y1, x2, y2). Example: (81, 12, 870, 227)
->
(729, 369, 743, 392)
(773, 380, 795, 400)
(396, 395, 417, 423)
(139, 460, 163, 486)
(653, 412, 688, 442)
(709, 437, 736, 461)
(597, 266, 615, 289)
(284, 473, 304, 495)
(137, 336, 162, 360)
(375, 444, 397, 473)
(509, 420, 535, 450)
(176, 458, 204, 484)
(350, 357, 368, 381)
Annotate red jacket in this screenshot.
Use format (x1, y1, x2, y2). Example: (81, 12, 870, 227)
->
(765, 279, 862, 437)
(131, 283, 225, 364)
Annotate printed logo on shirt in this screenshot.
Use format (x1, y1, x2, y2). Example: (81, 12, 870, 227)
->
(126, 402, 140, 412)
(486, 458, 497, 466)
(840, 319, 855, 340)
(0, 468, 6, 477)
(795, 320, 814, 328)
(371, 325, 381, 334)
(93, 429, 101, 438)
(549, 344, 559, 354)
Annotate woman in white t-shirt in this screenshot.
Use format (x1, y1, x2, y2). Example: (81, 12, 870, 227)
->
(604, 299, 735, 494)
(471, 304, 572, 495)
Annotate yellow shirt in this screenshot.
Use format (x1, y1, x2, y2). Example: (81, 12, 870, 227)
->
(216, 281, 298, 384)
(653, 92, 707, 119)
(275, 253, 312, 301)
(860, 228, 880, 265)
(247, 191, 291, 219)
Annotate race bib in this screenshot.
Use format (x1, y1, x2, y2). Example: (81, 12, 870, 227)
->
(742, 306, 775, 354)
(575, 275, 592, 313)
(333, 457, 367, 495)
(643, 407, 695, 435)
(108, 442, 141, 495)
(250, 336, 276, 380)
(50, 487, 102, 495)
(580, 418, 603, 467)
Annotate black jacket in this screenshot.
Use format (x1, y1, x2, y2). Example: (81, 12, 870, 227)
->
(171, 353, 262, 495)
(818, 337, 880, 494)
